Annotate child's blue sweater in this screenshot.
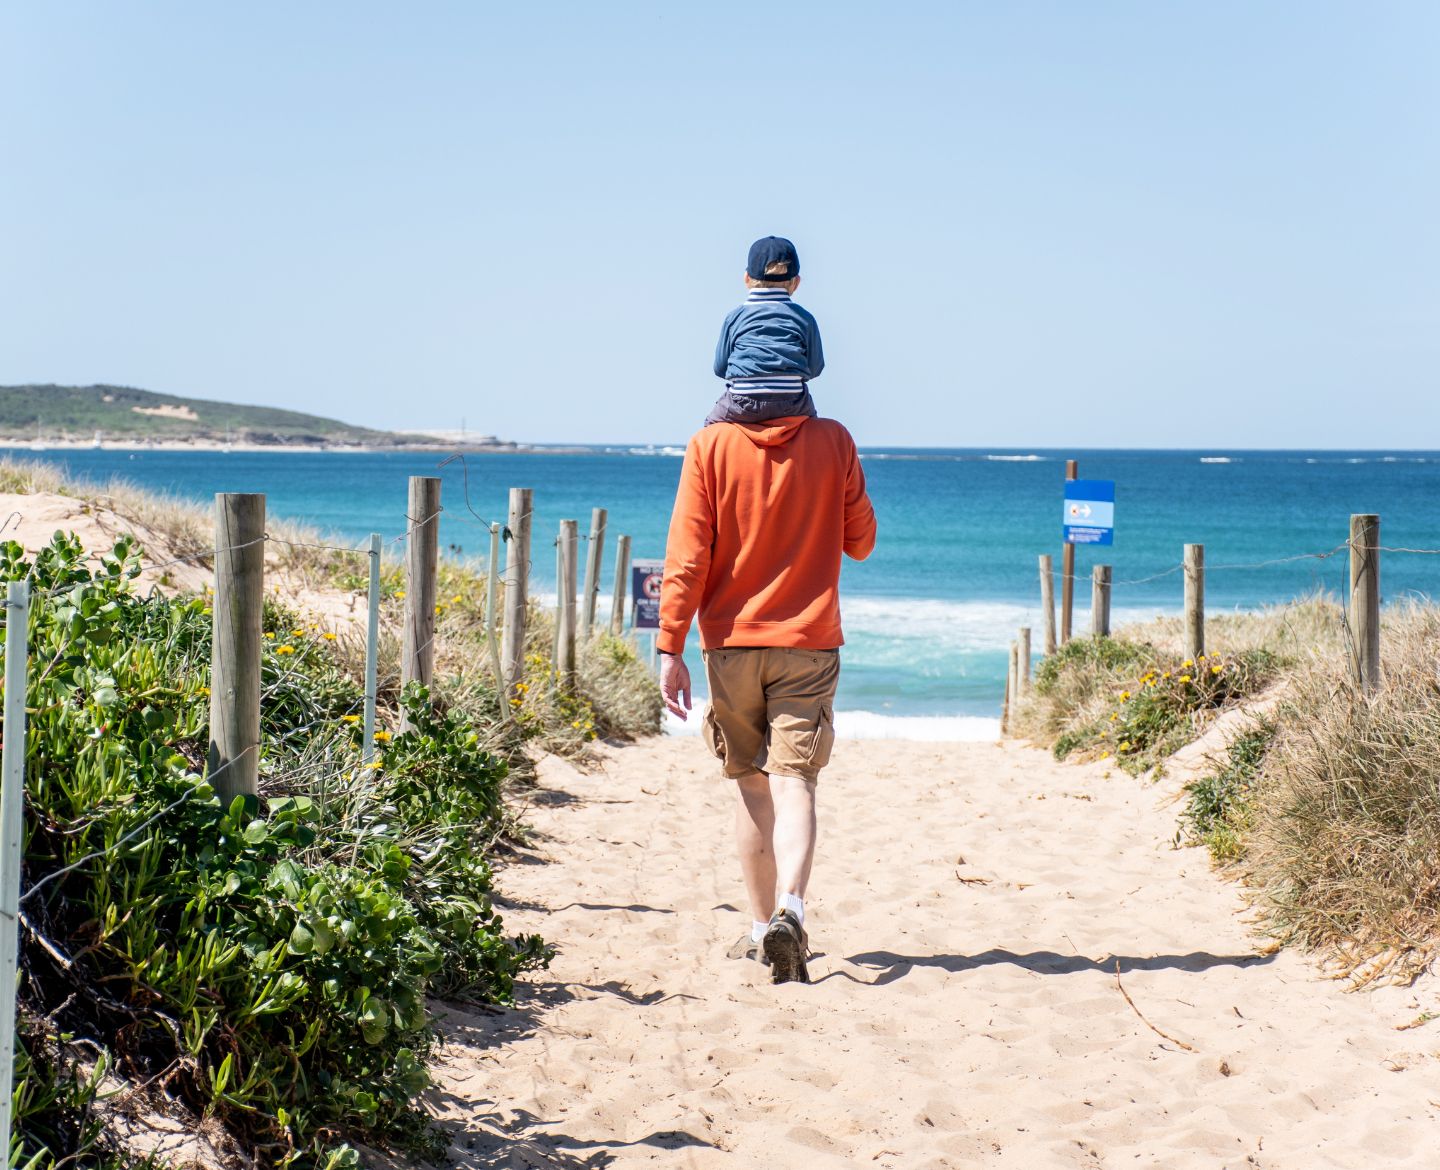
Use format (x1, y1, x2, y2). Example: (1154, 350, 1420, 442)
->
(713, 288, 825, 391)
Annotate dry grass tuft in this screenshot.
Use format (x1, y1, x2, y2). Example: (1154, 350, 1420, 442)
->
(1246, 603, 1440, 984)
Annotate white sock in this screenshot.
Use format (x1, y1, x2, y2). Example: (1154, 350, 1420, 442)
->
(781, 892, 805, 923)
(750, 920, 767, 943)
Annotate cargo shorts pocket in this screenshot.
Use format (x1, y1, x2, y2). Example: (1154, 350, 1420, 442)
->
(806, 705, 836, 770)
(701, 705, 726, 764)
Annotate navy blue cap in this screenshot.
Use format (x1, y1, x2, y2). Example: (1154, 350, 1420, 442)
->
(746, 236, 800, 281)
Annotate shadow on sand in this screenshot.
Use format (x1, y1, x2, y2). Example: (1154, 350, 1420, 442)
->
(839, 947, 1277, 986)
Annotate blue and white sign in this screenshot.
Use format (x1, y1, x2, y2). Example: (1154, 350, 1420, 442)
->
(1063, 479, 1115, 546)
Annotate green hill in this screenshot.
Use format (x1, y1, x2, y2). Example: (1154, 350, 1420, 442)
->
(0, 384, 428, 445)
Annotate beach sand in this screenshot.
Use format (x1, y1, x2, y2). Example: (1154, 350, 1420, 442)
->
(418, 735, 1440, 1170)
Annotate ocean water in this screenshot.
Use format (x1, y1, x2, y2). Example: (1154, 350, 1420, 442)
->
(7, 445, 1439, 736)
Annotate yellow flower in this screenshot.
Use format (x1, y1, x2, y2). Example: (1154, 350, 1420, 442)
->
(1183, 659, 1194, 668)
(1211, 665, 1223, 675)
(452, 595, 463, 604)
(1120, 690, 1131, 701)
(367, 760, 383, 770)
(1198, 653, 1207, 661)
(198, 686, 210, 697)
(292, 628, 305, 637)
(323, 632, 337, 640)
(1179, 674, 1192, 683)
(276, 645, 296, 655)
(1109, 712, 1118, 721)
(1118, 741, 1132, 751)
(373, 729, 391, 742)
(395, 590, 406, 599)
(571, 720, 581, 729)
(342, 714, 360, 724)
(343, 771, 354, 780)
(1162, 671, 1171, 679)
(264, 632, 275, 640)
(1099, 750, 1110, 759)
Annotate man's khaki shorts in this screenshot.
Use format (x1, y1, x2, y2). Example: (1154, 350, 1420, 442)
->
(701, 647, 840, 783)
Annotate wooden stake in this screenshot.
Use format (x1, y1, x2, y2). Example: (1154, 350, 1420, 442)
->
(1018, 626, 1032, 694)
(557, 519, 579, 690)
(362, 533, 381, 764)
(581, 507, 607, 639)
(1349, 514, 1381, 694)
(401, 477, 441, 728)
(610, 533, 632, 637)
(485, 522, 505, 704)
(1091, 564, 1112, 637)
(1061, 459, 1078, 644)
(1183, 543, 1205, 660)
(209, 492, 265, 802)
(502, 488, 533, 696)
(1002, 640, 1018, 735)
(1038, 553, 1057, 656)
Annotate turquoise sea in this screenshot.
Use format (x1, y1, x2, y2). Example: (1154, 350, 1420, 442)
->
(7, 446, 1439, 737)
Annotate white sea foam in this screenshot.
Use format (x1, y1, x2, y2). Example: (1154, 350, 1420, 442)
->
(840, 596, 1173, 657)
(664, 708, 999, 741)
(984, 454, 1045, 462)
(1199, 456, 1235, 463)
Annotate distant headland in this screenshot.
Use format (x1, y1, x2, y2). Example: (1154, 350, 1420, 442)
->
(0, 384, 522, 452)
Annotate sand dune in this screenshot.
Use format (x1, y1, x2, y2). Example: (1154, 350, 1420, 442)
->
(416, 734, 1438, 1169)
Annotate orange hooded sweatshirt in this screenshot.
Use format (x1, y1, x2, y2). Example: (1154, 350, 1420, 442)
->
(658, 416, 877, 655)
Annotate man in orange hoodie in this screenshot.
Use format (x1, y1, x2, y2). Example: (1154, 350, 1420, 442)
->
(658, 414, 876, 984)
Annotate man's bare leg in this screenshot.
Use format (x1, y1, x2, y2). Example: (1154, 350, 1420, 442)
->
(734, 772, 778, 925)
(769, 774, 817, 901)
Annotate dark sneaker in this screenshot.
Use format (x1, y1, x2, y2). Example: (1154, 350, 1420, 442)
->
(726, 934, 771, 965)
(762, 909, 810, 985)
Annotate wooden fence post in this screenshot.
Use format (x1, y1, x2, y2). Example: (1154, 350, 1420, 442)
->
(1183, 543, 1205, 660)
(485, 522, 506, 706)
(556, 520, 579, 689)
(502, 488, 532, 696)
(581, 507, 607, 639)
(1038, 553, 1057, 656)
(610, 533, 632, 637)
(401, 477, 441, 729)
(1002, 640, 1018, 735)
(209, 492, 265, 802)
(1091, 564, 1112, 637)
(1018, 626, 1032, 695)
(362, 533, 381, 764)
(1349, 513, 1381, 694)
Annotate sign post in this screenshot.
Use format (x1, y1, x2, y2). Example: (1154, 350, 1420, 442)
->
(1060, 461, 1078, 644)
(630, 558, 664, 669)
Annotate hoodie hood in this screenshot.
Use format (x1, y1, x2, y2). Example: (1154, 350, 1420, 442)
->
(732, 416, 812, 448)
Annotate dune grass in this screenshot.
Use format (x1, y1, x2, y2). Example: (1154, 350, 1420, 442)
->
(1015, 597, 1342, 776)
(1021, 593, 1440, 983)
(1245, 604, 1440, 984)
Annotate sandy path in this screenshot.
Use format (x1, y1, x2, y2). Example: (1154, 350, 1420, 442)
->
(421, 736, 1440, 1170)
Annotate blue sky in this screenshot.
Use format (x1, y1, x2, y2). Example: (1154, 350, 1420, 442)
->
(2, 2, 1435, 447)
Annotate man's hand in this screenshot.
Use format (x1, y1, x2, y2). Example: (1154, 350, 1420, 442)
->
(659, 653, 693, 720)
